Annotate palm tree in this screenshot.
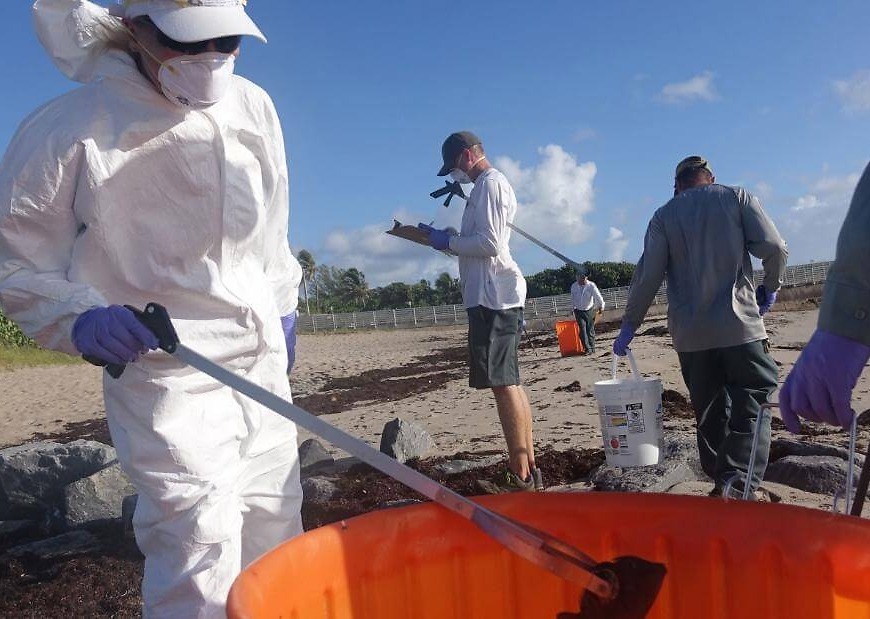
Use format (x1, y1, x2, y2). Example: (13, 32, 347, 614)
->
(340, 268, 370, 310)
(297, 249, 316, 314)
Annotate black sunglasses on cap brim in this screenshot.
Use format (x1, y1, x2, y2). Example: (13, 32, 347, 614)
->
(140, 17, 242, 54)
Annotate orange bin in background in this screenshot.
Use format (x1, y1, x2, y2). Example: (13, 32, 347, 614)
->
(227, 492, 870, 619)
(555, 319, 584, 356)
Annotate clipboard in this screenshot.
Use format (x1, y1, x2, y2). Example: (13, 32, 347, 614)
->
(385, 219, 432, 247)
(385, 219, 457, 257)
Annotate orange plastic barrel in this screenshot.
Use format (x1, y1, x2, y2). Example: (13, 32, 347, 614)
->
(227, 493, 870, 618)
(555, 319, 584, 356)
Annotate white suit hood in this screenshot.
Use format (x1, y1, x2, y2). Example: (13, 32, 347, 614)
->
(33, 0, 130, 83)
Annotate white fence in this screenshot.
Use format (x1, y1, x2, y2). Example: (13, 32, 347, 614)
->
(296, 261, 831, 333)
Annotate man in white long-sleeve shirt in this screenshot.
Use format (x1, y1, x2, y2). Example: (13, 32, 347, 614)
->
(422, 131, 542, 493)
(571, 271, 605, 353)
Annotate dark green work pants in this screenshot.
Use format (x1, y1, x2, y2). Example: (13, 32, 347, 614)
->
(573, 308, 597, 353)
(677, 340, 778, 490)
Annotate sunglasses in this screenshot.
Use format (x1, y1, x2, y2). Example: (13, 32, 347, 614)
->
(155, 30, 242, 55)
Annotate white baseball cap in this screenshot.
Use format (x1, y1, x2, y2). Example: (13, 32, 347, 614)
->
(119, 0, 266, 43)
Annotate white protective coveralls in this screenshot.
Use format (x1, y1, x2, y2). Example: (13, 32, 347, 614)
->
(0, 2, 304, 616)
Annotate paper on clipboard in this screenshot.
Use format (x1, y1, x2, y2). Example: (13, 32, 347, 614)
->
(385, 219, 432, 247)
(385, 220, 457, 257)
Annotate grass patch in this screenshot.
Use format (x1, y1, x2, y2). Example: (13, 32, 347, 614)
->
(0, 346, 83, 370)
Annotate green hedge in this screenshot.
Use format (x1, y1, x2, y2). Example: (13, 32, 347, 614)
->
(0, 311, 35, 347)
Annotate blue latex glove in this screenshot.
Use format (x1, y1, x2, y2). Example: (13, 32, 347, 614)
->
(72, 305, 159, 365)
(756, 285, 777, 316)
(417, 223, 452, 251)
(281, 313, 297, 373)
(612, 323, 636, 356)
(780, 330, 870, 433)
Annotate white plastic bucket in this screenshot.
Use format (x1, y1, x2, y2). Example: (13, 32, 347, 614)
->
(593, 350, 664, 467)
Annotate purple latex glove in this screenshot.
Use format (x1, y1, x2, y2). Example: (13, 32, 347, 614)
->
(417, 223, 452, 251)
(612, 323, 636, 356)
(780, 330, 870, 433)
(72, 305, 159, 365)
(756, 285, 777, 316)
(280, 313, 297, 373)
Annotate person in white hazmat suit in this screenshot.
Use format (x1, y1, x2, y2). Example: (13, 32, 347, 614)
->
(0, 1, 304, 616)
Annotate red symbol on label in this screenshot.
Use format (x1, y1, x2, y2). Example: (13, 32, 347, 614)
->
(610, 438, 620, 449)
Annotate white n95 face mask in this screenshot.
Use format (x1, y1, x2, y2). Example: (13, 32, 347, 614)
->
(158, 52, 236, 109)
(449, 168, 472, 184)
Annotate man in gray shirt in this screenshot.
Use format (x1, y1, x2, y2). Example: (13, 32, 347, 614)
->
(613, 156, 788, 496)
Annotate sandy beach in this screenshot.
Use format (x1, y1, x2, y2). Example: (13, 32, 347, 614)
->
(2, 306, 869, 514)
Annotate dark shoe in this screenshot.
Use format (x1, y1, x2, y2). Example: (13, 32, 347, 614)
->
(708, 483, 741, 499)
(476, 469, 537, 494)
(709, 482, 781, 503)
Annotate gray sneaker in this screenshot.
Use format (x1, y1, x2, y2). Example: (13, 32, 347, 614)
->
(476, 469, 536, 494)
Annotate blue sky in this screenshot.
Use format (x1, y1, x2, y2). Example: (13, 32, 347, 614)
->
(3, 2, 870, 287)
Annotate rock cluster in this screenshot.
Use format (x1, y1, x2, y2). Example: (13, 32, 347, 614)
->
(0, 418, 436, 563)
(2, 418, 863, 564)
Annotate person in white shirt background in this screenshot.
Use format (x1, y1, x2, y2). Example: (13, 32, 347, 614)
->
(570, 270, 605, 354)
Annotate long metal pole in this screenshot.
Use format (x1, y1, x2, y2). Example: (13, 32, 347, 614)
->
(508, 223, 580, 268)
(171, 343, 612, 597)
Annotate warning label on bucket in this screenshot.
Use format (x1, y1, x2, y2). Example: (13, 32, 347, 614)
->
(607, 413, 628, 428)
(626, 403, 645, 433)
(603, 404, 645, 434)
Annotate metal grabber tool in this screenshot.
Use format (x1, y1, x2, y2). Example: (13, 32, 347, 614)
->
(88, 303, 667, 618)
(723, 402, 861, 513)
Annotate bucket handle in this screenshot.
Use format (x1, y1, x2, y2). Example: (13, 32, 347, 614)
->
(611, 348, 642, 381)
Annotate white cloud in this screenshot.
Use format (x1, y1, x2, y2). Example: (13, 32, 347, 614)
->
(834, 70, 870, 113)
(319, 145, 598, 286)
(791, 194, 822, 212)
(780, 171, 861, 262)
(657, 71, 719, 104)
(496, 144, 597, 248)
(322, 215, 458, 288)
(603, 227, 629, 261)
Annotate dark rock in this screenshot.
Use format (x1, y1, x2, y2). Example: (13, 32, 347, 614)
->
(765, 455, 854, 495)
(62, 464, 136, 529)
(0, 441, 116, 520)
(590, 431, 706, 492)
(769, 438, 862, 464)
(301, 477, 338, 504)
(433, 456, 503, 476)
(5, 530, 100, 562)
(379, 419, 434, 463)
(0, 520, 41, 548)
(299, 439, 334, 473)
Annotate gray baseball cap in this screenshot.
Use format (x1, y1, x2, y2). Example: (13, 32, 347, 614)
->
(437, 131, 482, 176)
(675, 155, 714, 179)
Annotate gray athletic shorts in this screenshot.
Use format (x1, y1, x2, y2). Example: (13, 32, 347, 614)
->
(467, 305, 523, 389)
